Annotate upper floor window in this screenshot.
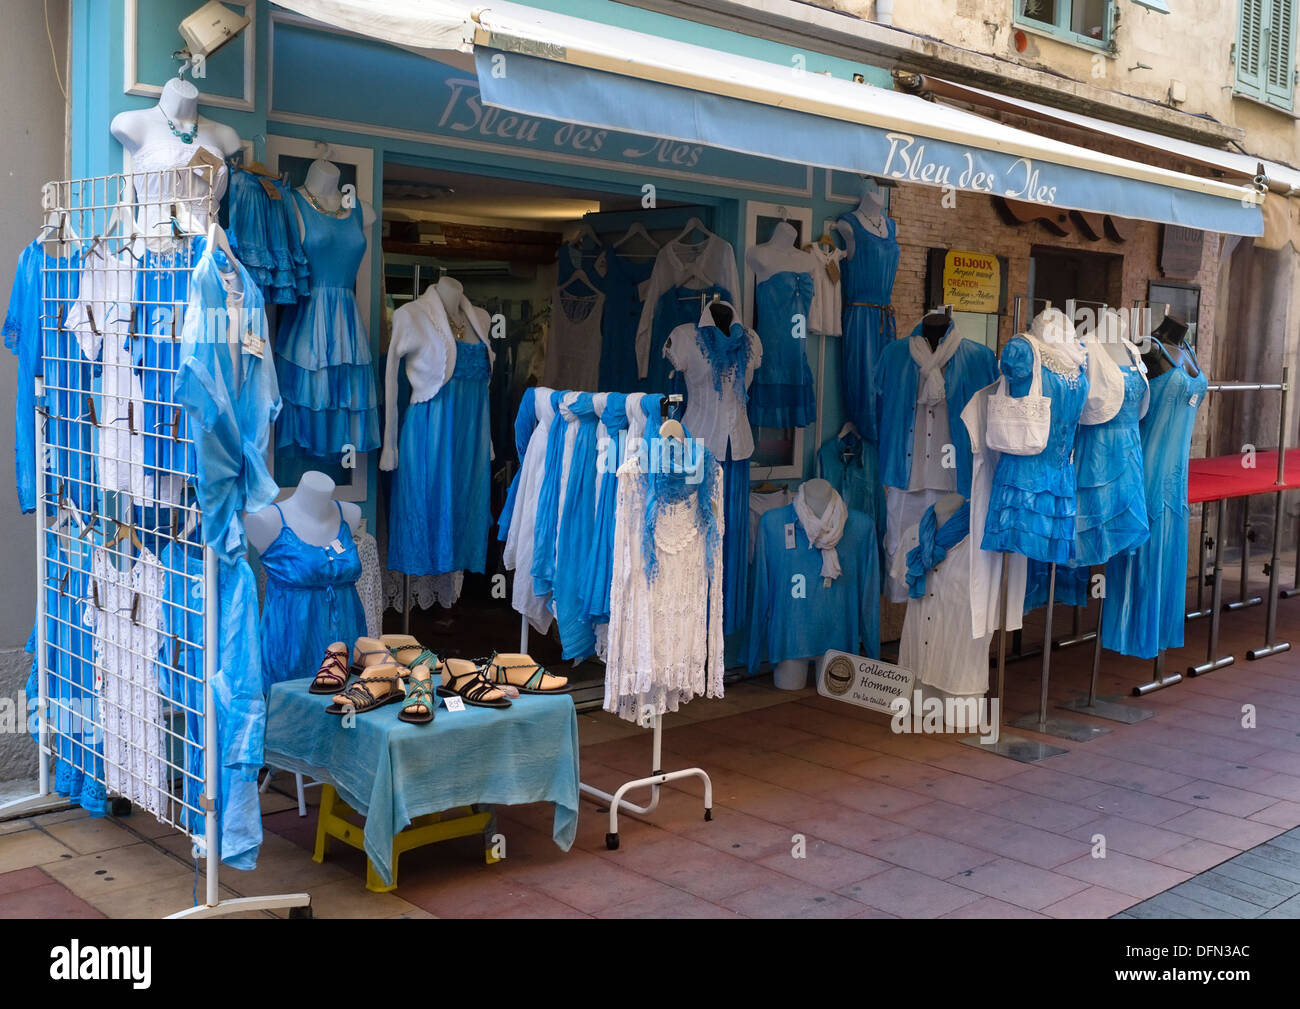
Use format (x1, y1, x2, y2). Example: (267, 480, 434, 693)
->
(1235, 0, 1297, 110)
(1017, 0, 1114, 49)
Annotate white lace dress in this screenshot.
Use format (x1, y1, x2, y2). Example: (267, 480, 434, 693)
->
(84, 547, 168, 817)
(603, 452, 726, 722)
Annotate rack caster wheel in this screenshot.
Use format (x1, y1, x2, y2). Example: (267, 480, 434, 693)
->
(289, 905, 313, 919)
(704, 807, 712, 822)
(111, 798, 132, 817)
(605, 832, 619, 850)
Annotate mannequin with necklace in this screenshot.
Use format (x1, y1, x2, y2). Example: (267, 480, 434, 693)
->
(381, 272, 495, 581)
(745, 221, 817, 428)
(275, 158, 381, 456)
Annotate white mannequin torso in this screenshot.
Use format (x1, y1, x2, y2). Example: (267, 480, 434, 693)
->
(835, 186, 890, 258)
(745, 222, 817, 284)
(435, 276, 475, 341)
(110, 79, 241, 158)
(801, 477, 834, 518)
(292, 158, 377, 236)
(246, 471, 361, 553)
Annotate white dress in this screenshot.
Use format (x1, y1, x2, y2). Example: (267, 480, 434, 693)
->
(543, 286, 605, 392)
(892, 523, 991, 697)
(604, 450, 726, 722)
(65, 245, 150, 502)
(85, 547, 168, 818)
(504, 387, 559, 633)
(129, 137, 228, 252)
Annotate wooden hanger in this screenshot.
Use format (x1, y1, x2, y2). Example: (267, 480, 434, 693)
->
(613, 221, 660, 257)
(672, 216, 711, 245)
(838, 420, 860, 439)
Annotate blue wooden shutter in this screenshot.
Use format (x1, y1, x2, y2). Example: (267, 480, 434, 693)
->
(1237, 0, 1268, 99)
(1266, 0, 1296, 107)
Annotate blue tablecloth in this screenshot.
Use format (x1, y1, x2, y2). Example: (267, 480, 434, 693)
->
(265, 678, 580, 885)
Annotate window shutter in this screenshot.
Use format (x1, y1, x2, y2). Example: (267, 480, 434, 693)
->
(1266, 0, 1296, 106)
(1237, 0, 1268, 99)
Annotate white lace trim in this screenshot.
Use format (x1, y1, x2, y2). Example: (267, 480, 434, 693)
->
(383, 569, 465, 612)
(1027, 333, 1086, 384)
(355, 531, 385, 638)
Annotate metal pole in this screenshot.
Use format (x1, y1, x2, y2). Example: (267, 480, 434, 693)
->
(1225, 497, 1261, 610)
(1248, 365, 1291, 659)
(1188, 498, 1234, 676)
(995, 555, 1009, 723)
(1087, 592, 1103, 708)
(202, 547, 220, 908)
(34, 377, 49, 798)
(519, 613, 528, 654)
(1189, 501, 1211, 619)
(1035, 563, 1057, 728)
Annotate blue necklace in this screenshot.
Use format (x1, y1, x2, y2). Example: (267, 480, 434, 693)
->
(160, 106, 196, 144)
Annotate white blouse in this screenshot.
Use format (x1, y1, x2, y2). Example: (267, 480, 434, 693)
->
(636, 233, 742, 379)
(380, 288, 492, 471)
(604, 449, 726, 722)
(806, 244, 845, 337)
(663, 304, 762, 461)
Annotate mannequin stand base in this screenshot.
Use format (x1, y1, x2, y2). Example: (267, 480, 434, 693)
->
(1247, 641, 1292, 660)
(1187, 657, 1234, 677)
(1059, 694, 1153, 724)
(1224, 596, 1263, 611)
(1010, 713, 1110, 742)
(958, 732, 1068, 763)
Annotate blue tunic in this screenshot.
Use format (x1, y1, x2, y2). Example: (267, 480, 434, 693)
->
(497, 385, 541, 545)
(817, 430, 877, 518)
(874, 324, 999, 499)
(839, 214, 898, 444)
(599, 253, 654, 393)
(746, 504, 880, 671)
(980, 339, 1089, 564)
(1075, 364, 1150, 566)
(274, 192, 379, 456)
(551, 393, 601, 660)
(388, 341, 491, 576)
(1102, 348, 1207, 658)
(174, 243, 282, 869)
(258, 502, 366, 689)
(748, 270, 816, 428)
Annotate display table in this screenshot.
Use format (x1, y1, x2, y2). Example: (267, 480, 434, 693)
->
(265, 679, 580, 889)
(1187, 448, 1300, 503)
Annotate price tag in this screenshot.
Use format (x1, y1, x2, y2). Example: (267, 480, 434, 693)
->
(187, 145, 223, 180)
(1189, 393, 1199, 407)
(242, 330, 265, 359)
(259, 177, 283, 201)
(825, 258, 841, 286)
(443, 696, 466, 713)
(328, 538, 345, 554)
(784, 522, 797, 550)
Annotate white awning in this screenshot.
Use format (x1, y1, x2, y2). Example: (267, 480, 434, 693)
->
(271, 0, 470, 54)
(928, 78, 1300, 196)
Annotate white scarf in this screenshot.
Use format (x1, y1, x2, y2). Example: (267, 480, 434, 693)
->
(1030, 308, 1087, 372)
(794, 484, 848, 585)
(910, 327, 961, 406)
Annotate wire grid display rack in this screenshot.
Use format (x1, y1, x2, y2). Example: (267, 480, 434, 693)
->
(4, 168, 308, 918)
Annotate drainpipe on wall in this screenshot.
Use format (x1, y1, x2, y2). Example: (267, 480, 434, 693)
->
(875, 0, 894, 27)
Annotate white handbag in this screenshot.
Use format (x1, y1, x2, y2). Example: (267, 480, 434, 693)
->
(986, 339, 1051, 455)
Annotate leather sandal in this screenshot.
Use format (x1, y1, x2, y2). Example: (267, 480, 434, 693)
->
(381, 634, 441, 674)
(309, 642, 351, 695)
(484, 652, 568, 694)
(438, 657, 511, 708)
(398, 664, 437, 724)
(326, 662, 406, 715)
(350, 636, 394, 675)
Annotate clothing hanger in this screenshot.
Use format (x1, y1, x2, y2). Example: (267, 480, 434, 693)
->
(658, 393, 685, 440)
(558, 268, 600, 297)
(613, 221, 660, 257)
(672, 216, 712, 246)
(838, 420, 860, 440)
(568, 221, 600, 248)
(205, 220, 240, 277)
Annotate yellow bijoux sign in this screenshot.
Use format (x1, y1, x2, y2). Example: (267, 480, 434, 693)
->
(942, 250, 1000, 313)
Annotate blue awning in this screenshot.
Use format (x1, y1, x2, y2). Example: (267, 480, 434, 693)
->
(469, 10, 1263, 237)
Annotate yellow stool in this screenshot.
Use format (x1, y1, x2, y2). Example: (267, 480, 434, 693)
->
(312, 784, 503, 893)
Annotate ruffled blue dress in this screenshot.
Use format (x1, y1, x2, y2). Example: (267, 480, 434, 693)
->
(389, 341, 492, 576)
(1075, 364, 1150, 565)
(980, 338, 1089, 564)
(839, 213, 898, 444)
(275, 192, 380, 456)
(748, 270, 816, 428)
(1102, 348, 1207, 658)
(257, 502, 366, 688)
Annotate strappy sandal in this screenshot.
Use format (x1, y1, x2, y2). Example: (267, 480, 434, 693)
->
(398, 664, 437, 725)
(380, 634, 441, 675)
(350, 636, 394, 675)
(326, 663, 406, 715)
(438, 657, 512, 709)
(484, 652, 569, 694)
(309, 642, 351, 695)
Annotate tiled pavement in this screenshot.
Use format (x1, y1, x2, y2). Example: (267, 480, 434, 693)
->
(1, 565, 1297, 918)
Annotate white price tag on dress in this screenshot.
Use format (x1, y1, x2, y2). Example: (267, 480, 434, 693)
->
(328, 538, 344, 554)
(242, 331, 265, 359)
(1189, 393, 1199, 407)
(784, 523, 796, 549)
(443, 696, 466, 712)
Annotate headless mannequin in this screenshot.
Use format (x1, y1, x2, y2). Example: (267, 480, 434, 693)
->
(1142, 314, 1201, 378)
(920, 312, 950, 351)
(1093, 308, 1134, 368)
(246, 471, 362, 554)
(745, 221, 817, 284)
(293, 158, 378, 237)
(435, 276, 476, 341)
(774, 477, 836, 690)
(835, 180, 890, 259)
(110, 78, 242, 158)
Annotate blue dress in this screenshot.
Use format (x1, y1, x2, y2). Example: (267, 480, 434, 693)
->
(551, 393, 601, 660)
(389, 340, 491, 576)
(1102, 350, 1207, 658)
(599, 254, 654, 393)
(1076, 365, 1150, 565)
(746, 504, 880, 671)
(748, 270, 816, 428)
(275, 192, 380, 456)
(839, 213, 898, 444)
(258, 502, 366, 689)
(980, 338, 1089, 564)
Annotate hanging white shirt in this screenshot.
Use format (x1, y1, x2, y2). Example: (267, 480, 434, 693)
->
(663, 304, 762, 461)
(636, 233, 742, 378)
(805, 244, 845, 337)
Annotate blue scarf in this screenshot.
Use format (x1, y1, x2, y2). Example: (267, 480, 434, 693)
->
(582, 393, 631, 623)
(642, 430, 720, 582)
(695, 319, 751, 398)
(497, 387, 541, 543)
(905, 500, 971, 599)
(553, 393, 602, 659)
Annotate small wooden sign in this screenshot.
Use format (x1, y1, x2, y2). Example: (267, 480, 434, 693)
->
(1160, 225, 1203, 278)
